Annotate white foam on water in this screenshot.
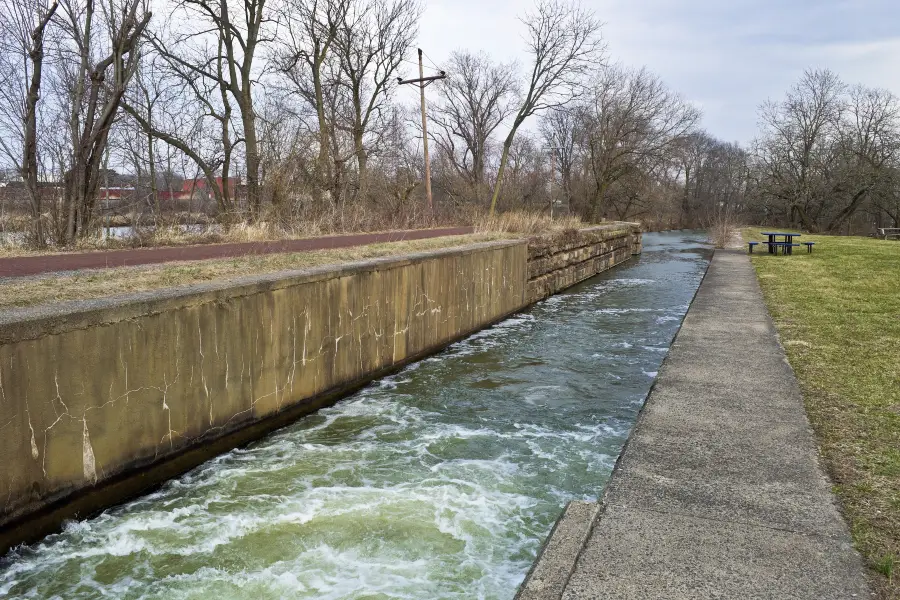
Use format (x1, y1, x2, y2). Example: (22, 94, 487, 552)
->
(595, 307, 656, 315)
(606, 278, 656, 286)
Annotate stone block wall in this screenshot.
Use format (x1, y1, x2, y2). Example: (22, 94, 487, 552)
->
(525, 224, 642, 304)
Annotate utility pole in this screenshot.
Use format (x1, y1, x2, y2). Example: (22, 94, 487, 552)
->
(398, 49, 445, 213)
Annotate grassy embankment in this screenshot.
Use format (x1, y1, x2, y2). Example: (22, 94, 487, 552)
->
(0, 211, 599, 309)
(747, 228, 899, 599)
(0, 233, 510, 309)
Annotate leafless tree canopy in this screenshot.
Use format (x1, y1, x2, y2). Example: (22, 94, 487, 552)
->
(430, 51, 518, 202)
(0, 0, 895, 245)
(488, 0, 604, 214)
(752, 68, 900, 232)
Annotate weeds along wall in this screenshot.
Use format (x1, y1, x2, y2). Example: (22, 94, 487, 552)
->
(0, 225, 640, 550)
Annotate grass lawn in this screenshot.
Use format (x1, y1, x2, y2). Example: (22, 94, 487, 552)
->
(747, 228, 900, 599)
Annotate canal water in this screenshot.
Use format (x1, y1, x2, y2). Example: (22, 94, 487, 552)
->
(0, 231, 711, 600)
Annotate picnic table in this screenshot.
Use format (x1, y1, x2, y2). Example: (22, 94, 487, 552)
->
(761, 232, 801, 255)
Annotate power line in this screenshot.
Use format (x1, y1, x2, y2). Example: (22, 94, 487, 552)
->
(399, 58, 422, 69)
(421, 50, 442, 72)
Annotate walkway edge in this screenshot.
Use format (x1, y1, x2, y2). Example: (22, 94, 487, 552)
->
(515, 501, 600, 600)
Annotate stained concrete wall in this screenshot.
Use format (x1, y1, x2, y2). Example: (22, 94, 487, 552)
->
(0, 225, 640, 548)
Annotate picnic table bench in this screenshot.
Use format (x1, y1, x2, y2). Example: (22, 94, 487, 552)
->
(876, 227, 900, 240)
(761, 232, 801, 254)
(748, 234, 816, 255)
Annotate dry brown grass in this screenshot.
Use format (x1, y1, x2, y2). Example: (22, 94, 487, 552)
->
(0, 233, 512, 310)
(0, 222, 439, 257)
(0, 209, 591, 259)
(708, 207, 741, 248)
(475, 211, 587, 235)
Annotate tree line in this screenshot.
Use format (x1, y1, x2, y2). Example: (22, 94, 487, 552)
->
(0, 0, 895, 247)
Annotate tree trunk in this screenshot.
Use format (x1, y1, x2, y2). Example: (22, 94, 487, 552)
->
(313, 50, 332, 200)
(589, 179, 610, 223)
(146, 121, 159, 219)
(355, 132, 369, 202)
(489, 133, 515, 216)
(826, 187, 869, 233)
(22, 3, 58, 246)
(242, 103, 261, 219)
(681, 164, 692, 228)
(791, 203, 817, 232)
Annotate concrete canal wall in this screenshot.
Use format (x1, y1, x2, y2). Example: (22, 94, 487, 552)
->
(0, 224, 640, 550)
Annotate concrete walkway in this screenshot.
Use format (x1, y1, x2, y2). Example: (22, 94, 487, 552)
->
(519, 249, 872, 599)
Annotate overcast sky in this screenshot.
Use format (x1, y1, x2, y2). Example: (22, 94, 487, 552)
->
(411, 0, 900, 144)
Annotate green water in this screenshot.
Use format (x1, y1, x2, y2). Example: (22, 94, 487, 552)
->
(0, 231, 711, 600)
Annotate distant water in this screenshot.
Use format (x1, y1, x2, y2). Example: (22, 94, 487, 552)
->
(0, 231, 712, 599)
(101, 224, 220, 239)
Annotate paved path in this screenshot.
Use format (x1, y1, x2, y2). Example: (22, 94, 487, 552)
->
(0, 226, 474, 278)
(519, 249, 872, 600)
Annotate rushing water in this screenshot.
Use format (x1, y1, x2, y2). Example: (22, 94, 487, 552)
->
(0, 231, 711, 600)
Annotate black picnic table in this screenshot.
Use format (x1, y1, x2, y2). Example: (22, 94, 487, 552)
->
(761, 232, 801, 254)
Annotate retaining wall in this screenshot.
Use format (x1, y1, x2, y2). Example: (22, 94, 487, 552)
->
(0, 224, 640, 550)
(526, 226, 641, 304)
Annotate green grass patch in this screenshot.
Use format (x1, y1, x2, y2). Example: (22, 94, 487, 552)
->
(746, 227, 900, 599)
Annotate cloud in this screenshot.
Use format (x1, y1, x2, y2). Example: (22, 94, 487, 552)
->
(416, 0, 900, 144)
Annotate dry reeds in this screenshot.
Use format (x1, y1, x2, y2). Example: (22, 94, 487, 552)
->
(708, 206, 741, 249)
(474, 210, 586, 235)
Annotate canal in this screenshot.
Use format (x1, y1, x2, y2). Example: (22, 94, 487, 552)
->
(0, 231, 711, 599)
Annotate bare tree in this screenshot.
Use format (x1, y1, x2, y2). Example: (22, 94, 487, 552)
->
(0, 0, 59, 244)
(754, 68, 845, 230)
(54, 0, 151, 242)
(677, 132, 749, 227)
(148, 0, 271, 218)
(124, 35, 238, 216)
(279, 0, 349, 200)
(824, 85, 900, 232)
(582, 65, 700, 221)
(488, 0, 604, 215)
(431, 50, 518, 203)
(333, 0, 421, 202)
(539, 105, 581, 209)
